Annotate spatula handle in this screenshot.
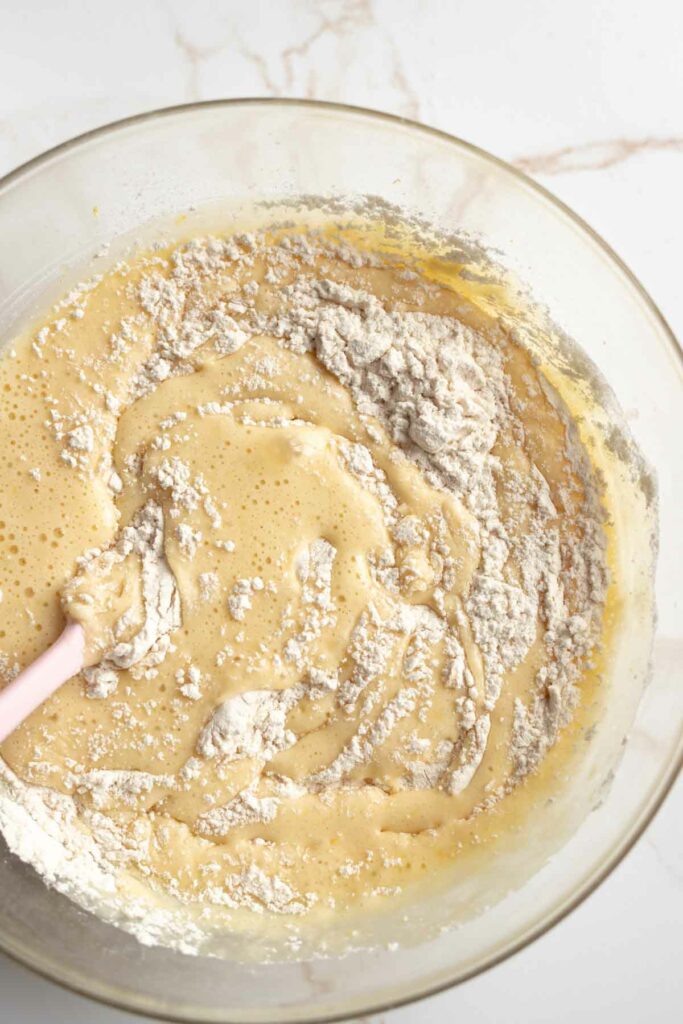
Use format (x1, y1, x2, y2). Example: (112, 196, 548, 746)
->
(0, 620, 85, 743)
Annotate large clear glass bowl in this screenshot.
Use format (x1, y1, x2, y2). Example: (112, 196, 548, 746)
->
(0, 100, 680, 1023)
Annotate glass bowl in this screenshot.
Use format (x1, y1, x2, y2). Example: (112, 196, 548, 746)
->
(0, 99, 680, 1023)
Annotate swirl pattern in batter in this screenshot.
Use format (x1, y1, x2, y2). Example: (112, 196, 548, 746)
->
(0, 229, 608, 947)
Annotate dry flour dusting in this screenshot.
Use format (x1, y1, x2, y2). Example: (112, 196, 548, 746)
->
(0, 226, 609, 954)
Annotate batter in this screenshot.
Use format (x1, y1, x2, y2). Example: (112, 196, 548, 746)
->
(0, 229, 608, 949)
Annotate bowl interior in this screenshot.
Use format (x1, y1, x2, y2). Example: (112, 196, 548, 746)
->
(0, 101, 680, 1023)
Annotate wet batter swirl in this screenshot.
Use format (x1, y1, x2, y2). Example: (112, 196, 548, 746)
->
(0, 229, 607, 947)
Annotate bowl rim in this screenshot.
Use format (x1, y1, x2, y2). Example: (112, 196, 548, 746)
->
(0, 96, 681, 1024)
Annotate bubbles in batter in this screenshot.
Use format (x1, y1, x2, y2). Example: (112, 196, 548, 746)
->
(0, 228, 608, 949)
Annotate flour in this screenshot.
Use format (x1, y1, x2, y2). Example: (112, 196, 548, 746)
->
(227, 576, 265, 621)
(272, 277, 501, 499)
(66, 424, 95, 452)
(283, 539, 337, 669)
(0, 760, 204, 953)
(64, 501, 182, 698)
(216, 864, 315, 915)
(466, 575, 537, 706)
(307, 686, 420, 790)
(151, 457, 207, 513)
(177, 523, 202, 558)
(176, 663, 203, 700)
(196, 689, 298, 761)
(0, 228, 610, 951)
(195, 783, 280, 836)
(264, 267, 606, 780)
(198, 571, 219, 602)
(67, 768, 175, 809)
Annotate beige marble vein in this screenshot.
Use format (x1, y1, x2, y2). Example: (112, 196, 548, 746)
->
(387, 39, 420, 121)
(172, 30, 225, 102)
(277, 0, 374, 92)
(514, 135, 683, 176)
(238, 46, 283, 96)
(166, 0, 421, 117)
(169, 0, 374, 101)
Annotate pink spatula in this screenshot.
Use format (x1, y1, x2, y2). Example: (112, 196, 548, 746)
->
(0, 621, 85, 743)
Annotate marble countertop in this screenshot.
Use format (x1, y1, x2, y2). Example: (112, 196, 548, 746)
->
(0, 2, 680, 1022)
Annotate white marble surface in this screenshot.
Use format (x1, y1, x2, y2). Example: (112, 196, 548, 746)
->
(0, 1, 680, 1021)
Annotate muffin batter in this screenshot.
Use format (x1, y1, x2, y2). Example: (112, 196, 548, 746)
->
(0, 229, 608, 949)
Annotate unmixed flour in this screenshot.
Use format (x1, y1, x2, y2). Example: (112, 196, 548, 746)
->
(0, 227, 609, 954)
